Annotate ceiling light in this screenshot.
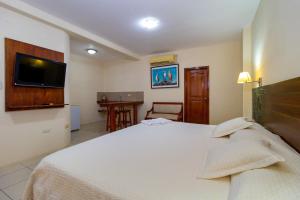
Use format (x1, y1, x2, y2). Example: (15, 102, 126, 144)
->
(86, 49, 97, 55)
(139, 17, 160, 30)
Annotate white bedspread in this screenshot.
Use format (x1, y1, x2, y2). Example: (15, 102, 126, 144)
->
(23, 122, 230, 200)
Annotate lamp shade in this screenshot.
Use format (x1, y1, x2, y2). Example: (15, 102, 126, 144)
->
(237, 72, 252, 84)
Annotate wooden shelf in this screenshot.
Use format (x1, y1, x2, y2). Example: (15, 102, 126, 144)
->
(6, 104, 69, 111)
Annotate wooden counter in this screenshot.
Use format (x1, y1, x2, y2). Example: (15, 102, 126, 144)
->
(97, 101, 144, 132)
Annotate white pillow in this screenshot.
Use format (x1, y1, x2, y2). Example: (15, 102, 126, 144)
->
(228, 138, 300, 200)
(230, 124, 298, 153)
(211, 117, 253, 138)
(230, 128, 280, 143)
(198, 140, 285, 179)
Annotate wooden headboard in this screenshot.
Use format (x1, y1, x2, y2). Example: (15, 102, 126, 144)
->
(253, 77, 300, 152)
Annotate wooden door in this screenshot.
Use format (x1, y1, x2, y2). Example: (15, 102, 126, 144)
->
(184, 67, 209, 124)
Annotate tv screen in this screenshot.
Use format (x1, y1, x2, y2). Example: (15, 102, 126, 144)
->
(14, 53, 67, 88)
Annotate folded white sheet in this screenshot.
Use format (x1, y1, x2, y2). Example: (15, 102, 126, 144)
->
(141, 118, 172, 126)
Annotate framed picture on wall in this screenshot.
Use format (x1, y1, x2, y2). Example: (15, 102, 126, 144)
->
(151, 64, 179, 89)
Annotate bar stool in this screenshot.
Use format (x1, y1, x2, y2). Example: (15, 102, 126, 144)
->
(117, 105, 132, 128)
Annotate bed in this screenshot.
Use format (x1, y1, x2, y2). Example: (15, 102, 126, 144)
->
(23, 77, 300, 200)
(24, 122, 230, 200)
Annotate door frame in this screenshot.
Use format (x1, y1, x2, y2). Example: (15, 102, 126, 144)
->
(184, 66, 209, 123)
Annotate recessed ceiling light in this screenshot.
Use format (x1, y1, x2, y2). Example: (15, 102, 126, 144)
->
(86, 49, 97, 55)
(139, 17, 160, 30)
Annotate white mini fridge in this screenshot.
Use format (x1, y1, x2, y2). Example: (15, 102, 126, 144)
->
(71, 105, 80, 131)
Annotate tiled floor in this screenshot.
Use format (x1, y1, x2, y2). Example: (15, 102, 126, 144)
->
(70, 121, 107, 145)
(0, 121, 107, 200)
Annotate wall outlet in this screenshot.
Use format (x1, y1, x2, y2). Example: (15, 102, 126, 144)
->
(42, 129, 51, 134)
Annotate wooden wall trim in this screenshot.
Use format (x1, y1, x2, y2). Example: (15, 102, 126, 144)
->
(253, 77, 300, 152)
(5, 38, 65, 111)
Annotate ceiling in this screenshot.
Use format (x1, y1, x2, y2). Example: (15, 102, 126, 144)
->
(20, 0, 260, 57)
(70, 36, 131, 63)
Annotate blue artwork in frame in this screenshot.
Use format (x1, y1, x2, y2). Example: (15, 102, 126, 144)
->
(151, 64, 179, 89)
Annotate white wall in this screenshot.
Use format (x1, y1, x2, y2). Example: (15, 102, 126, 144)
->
(0, 7, 70, 167)
(252, 0, 300, 85)
(104, 41, 243, 124)
(70, 54, 105, 125)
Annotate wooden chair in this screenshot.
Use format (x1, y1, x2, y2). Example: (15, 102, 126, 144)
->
(145, 102, 183, 121)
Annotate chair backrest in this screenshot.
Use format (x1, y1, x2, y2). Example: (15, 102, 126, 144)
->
(152, 102, 183, 114)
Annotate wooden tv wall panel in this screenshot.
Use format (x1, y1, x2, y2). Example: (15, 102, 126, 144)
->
(5, 38, 65, 111)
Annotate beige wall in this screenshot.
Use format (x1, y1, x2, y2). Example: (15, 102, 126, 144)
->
(252, 0, 300, 85)
(70, 54, 105, 124)
(242, 0, 300, 117)
(0, 7, 70, 167)
(242, 25, 253, 119)
(104, 41, 243, 124)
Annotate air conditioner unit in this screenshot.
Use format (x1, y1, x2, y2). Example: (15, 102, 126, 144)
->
(149, 54, 177, 66)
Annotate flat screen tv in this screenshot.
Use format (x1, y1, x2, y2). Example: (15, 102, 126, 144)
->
(14, 53, 67, 88)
